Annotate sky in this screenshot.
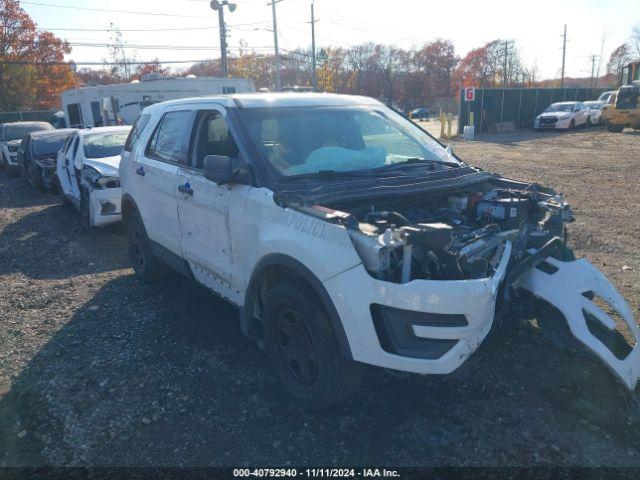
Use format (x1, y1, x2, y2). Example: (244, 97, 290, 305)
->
(20, 0, 639, 81)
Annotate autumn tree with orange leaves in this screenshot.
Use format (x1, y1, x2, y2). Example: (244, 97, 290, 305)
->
(0, 0, 75, 111)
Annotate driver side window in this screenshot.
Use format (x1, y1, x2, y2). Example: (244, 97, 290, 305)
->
(193, 110, 239, 170)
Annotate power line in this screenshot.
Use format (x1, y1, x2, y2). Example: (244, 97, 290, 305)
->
(6, 40, 274, 51)
(0, 57, 272, 66)
(20, 1, 209, 18)
(35, 22, 268, 33)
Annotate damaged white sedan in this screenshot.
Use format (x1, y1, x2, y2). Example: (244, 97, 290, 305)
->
(120, 94, 639, 408)
(57, 126, 131, 228)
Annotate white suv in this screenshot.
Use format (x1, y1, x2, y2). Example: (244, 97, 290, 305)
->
(120, 93, 639, 408)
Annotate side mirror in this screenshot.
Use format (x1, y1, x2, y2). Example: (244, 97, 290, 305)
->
(203, 154, 251, 185)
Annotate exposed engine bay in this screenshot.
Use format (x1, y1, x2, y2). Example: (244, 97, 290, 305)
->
(292, 176, 639, 392)
(329, 180, 573, 284)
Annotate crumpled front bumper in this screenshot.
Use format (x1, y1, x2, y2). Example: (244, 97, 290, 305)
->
(518, 255, 640, 391)
(323, 241, 512, 375)
(89, 187, 122, 227)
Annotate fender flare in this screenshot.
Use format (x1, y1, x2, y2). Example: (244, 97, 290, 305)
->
(120, 193, 141, 223)
(241, 253, 353, 360)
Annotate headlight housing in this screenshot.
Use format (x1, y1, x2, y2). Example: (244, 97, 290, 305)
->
(82, 165, 120, 189)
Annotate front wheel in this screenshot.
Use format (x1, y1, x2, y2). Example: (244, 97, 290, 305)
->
(80, 187, 93, 230)
(27, 163, 45, 191)
(568, 119, 575, 130)
(606, 121, 624, 133)
(263, 281, 362, 409)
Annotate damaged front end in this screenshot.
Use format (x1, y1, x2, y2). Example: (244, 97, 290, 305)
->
(292, 178, 639, 391)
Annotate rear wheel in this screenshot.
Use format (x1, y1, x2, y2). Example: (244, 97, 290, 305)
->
(126, 210, 167, 282)
(263, 281, 361, 409)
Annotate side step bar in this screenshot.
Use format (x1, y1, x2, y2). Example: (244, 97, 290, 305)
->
(517, 256, 640, 391)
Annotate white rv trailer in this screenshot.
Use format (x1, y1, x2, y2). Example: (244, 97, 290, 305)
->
(60, 75, 255, 128)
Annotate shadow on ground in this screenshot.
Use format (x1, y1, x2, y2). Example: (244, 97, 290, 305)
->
(0, 202, 126, 280)
(2, 273, 640, 467)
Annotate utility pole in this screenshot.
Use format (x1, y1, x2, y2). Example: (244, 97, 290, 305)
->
(210, 0, 237, 78)
(589, 54, 598, 89)
(560, 24, 567, 87)
(502, 40, 513, 88)
(309, 2, 319, 91)
(268, 0, 283, 91)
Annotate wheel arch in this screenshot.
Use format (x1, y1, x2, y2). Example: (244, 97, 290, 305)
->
(121, 193, 140, 224)
(241, 253, 353, 360)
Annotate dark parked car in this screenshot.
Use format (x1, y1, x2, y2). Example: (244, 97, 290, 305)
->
(0, 121, 54, 175)
(410, 107, 430, 120)
(18, 129, 76, 191)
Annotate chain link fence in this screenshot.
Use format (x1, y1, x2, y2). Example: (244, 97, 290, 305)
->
(458, 87, 610, 134)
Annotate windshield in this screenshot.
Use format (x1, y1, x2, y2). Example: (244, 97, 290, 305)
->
(4, 124, 52, 141)
(83, 131, 129, 159)
(33, 133, 72, 156)
(241, 106, 456, 177)
(544, 104, 575, 113)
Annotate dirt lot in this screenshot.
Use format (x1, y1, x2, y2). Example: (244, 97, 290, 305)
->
(1, 128, 639, 467)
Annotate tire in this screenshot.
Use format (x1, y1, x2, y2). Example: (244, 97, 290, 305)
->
(569, 119, 575, 130)
(80, 187, 93, 230)
(28, 163, 45, 192)
(57, 181, 70, 206)
(606, 121, 624, 133)
(126, 210, 167, 283)
(19, 159, 29, 184)
(262, 281, 362, 409)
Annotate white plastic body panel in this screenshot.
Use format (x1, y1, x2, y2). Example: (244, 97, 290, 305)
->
(519, 256, 640, 391)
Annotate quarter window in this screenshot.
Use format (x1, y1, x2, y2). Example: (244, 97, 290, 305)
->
(146, 111, 192, 164)
(124, 114, 151, 152)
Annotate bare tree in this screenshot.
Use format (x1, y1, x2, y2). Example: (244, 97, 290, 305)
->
(106, 23, 137, 82)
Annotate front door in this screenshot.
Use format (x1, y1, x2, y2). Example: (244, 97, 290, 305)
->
(175, 107, 250, 304)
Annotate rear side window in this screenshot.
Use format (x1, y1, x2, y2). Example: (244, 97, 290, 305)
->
(146, 111, 192, 164)
(124, 114, 151, 152)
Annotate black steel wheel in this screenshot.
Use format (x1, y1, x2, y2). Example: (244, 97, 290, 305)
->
(263, 281, 361, 409)
(273, 306, 319, 388)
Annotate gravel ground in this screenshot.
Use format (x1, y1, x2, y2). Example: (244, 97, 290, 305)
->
(1, 127, 639, 467)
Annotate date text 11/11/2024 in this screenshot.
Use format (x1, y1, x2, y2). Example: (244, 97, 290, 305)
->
(233, 468, 400, 478)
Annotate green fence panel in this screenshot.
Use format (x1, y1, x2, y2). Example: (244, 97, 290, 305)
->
(0, 110, 57, 124)
(458, 87, 609, 134)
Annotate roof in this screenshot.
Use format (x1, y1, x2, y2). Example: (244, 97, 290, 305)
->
(143, 93, 384, 113)
(0, 121, 52, 127)
(30, 128, 76, 138)
(77, 126, 132, 137)
(552, 101, 580, 105)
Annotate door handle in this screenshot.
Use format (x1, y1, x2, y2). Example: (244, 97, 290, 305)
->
(136, 166, 145, 176)
(178, 183, 194, 195)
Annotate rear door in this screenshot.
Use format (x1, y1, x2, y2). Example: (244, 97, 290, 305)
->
(135, 109, 195, 257)
(174, 106, 251, 303)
